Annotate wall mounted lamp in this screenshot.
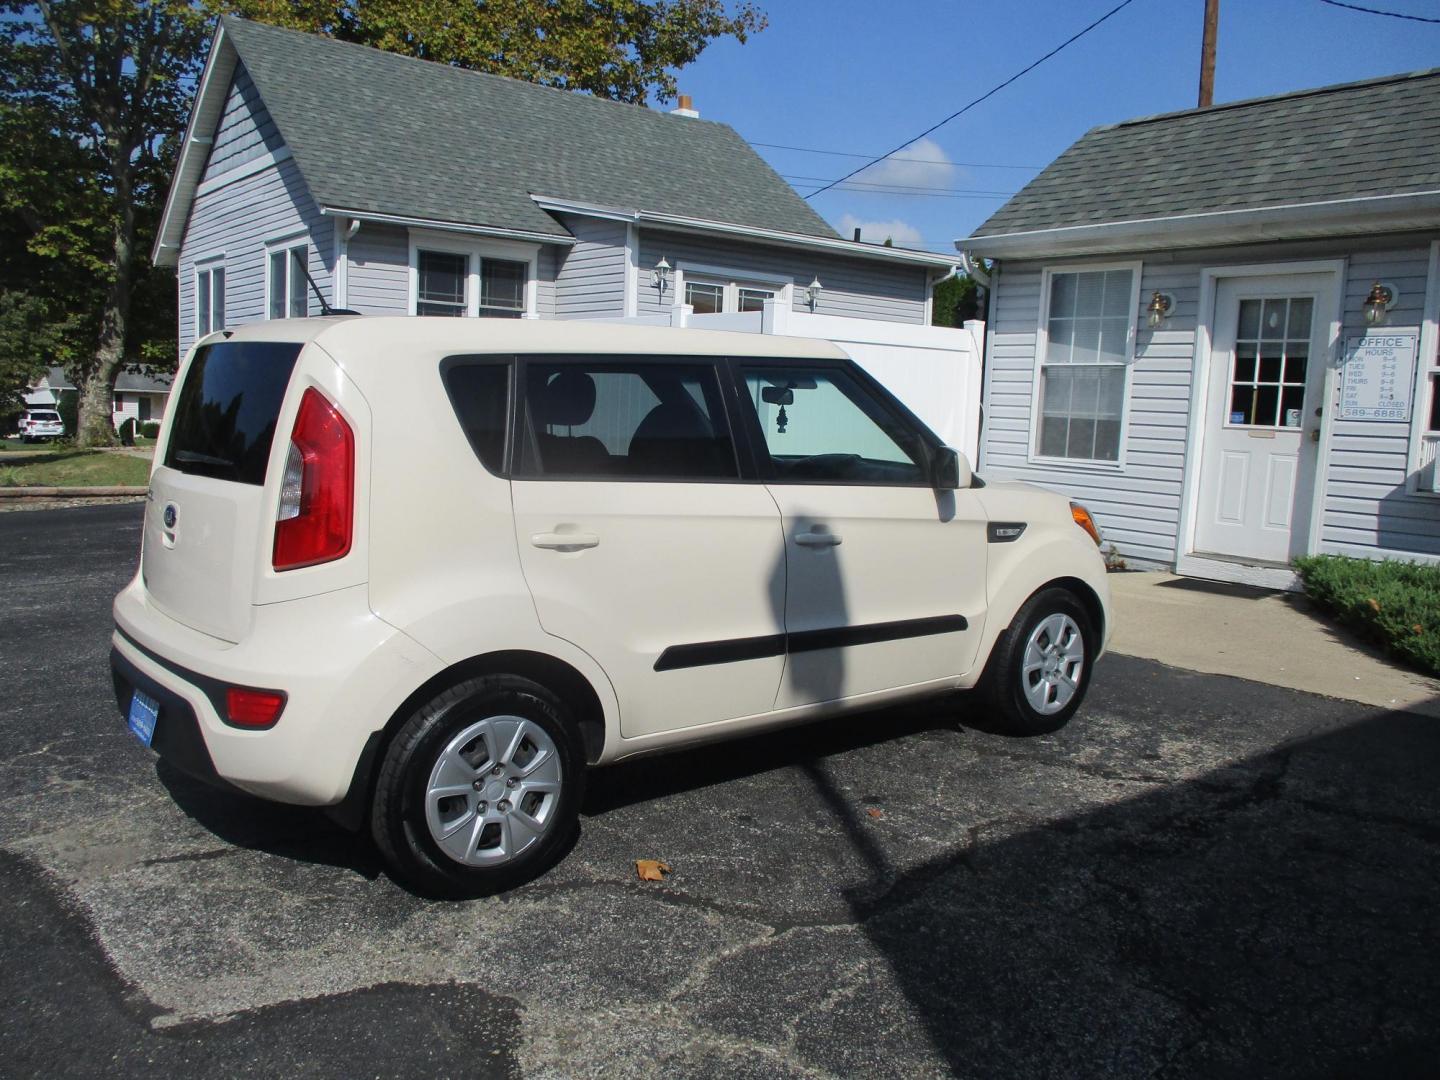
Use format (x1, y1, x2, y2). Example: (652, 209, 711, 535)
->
(651, 257, 671, 293)
(1363, 280, 1398, 325)
(806, 276, 824, 310)
(1146, 290, 1175, 328)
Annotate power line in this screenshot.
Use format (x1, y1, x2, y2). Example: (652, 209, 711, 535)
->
(803, 0, 1140, 199)
(1317, 0, 1440, 22)
(779, 173, 1018, 196)
(750, 140, 1043, 170)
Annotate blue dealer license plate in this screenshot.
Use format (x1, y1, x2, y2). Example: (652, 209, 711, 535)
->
(127, 688, 160, 747)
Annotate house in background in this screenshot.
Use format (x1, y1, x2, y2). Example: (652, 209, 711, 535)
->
(152, 18, 978, 444)
(958, 68, 1440, 588)
(22, 367, 74, 410)
(112, 370, 174, 430)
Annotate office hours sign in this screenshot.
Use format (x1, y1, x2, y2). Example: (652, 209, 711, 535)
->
(1341, 333, 1417, 421)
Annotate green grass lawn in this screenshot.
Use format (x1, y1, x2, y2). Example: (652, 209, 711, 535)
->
(0, 449, 151, 488)
(1294, 555, 1440, 678)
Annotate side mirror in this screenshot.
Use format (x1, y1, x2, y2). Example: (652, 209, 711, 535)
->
(931, 446, 971, 490)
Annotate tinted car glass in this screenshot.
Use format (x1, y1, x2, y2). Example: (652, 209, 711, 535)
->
(519, 359, 738, 480)
(443, 361, 511, 473)
(741, 365, 927, 484)
(164, 341, 302, 485)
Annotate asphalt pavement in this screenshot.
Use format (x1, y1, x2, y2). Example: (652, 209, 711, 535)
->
(2, 503, 1438, 1078)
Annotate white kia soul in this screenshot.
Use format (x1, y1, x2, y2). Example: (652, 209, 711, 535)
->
(112, 317, 1110, 897)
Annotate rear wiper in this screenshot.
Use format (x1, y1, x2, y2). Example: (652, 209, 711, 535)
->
(175, 450, 235, 469)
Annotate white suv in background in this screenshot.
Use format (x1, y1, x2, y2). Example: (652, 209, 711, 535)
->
(111, 317, 1110, 898)
(20, 409, 65, 442)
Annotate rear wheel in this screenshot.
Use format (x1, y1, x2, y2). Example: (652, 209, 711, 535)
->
(371, 674, 583, 898)
(977, 587, 1096, 735)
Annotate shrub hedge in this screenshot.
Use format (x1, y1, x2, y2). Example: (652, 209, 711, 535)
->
(1293, 555, 1440, 677)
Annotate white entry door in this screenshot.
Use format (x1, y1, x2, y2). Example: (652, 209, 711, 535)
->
(1194, 275, 1329, 564)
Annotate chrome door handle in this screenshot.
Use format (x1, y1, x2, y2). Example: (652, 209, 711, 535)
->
(794, 532, 842, 547)
(531, 531, 599, 551)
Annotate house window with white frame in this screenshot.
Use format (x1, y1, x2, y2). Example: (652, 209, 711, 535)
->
(1036, 267, 1135, 462)
(415, 247, 529, 318)
(268, 243, 308, 319)
(1418, 337, 1440, 492)
(682, 272, 779, 315)
(196, 263, 225, 336)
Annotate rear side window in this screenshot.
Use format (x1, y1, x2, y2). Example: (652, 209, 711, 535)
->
(518, 358, 738, 481)
(164, 341, 302, 485)
(443, 360, 511, 474)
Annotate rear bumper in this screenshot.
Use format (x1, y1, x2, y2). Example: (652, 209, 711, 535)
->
(111, 576, 445, 806)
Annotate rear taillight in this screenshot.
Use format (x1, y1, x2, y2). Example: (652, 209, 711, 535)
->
(272, 387, 354, 571)
(225, 687, 286, 729)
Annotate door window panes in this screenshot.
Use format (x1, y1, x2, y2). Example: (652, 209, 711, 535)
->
(417, 250, 468, 316)
(1038, 268, 1133, 460)
(741, 366, 926, 484)
(521, 360, 738, 480)
(1227, 296, 1312, 428)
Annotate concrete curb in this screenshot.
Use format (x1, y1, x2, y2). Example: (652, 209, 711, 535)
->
(0, 487, 146, 498)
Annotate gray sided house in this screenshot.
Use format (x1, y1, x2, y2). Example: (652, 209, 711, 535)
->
(960, 69, 1440, 588)
(156, 17, 957, 368)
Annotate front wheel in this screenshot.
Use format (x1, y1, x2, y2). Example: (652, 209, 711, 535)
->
(371, 674, 584, 898)
(976, 587, 1096, 735)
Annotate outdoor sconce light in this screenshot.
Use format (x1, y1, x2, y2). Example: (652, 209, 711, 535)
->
(806, 276, 824, 310)
(1363, 280, 1398, 325)
(651, 257, 671, 293)
(1146, 290, 1174, 328)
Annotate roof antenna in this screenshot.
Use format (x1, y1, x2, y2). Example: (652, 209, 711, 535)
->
(298, 260, 359, 317)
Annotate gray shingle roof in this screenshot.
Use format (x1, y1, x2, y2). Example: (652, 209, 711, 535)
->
(114, 370, 174, 394)
(974, 67, 1440, 237)
(222, 17, 838, 240)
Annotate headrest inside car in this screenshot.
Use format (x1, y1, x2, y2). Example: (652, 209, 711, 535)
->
(534, 370, 596, 427)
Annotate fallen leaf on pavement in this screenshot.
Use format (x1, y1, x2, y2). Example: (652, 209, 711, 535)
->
(866, 807, 884, 819)
(635, 859, 671, 881)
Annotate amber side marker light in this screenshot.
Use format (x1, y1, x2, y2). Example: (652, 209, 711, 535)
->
(1070, 502, 1102, 546)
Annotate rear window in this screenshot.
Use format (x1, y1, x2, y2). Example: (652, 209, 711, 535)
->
(29, 412, 60, 421)
(164, 340, 302, 485)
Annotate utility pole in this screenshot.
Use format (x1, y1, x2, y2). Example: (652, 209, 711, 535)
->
(1198, 0, 1219, 108)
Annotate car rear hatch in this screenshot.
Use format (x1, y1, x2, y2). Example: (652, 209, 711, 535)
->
(142, 340, 303, 643)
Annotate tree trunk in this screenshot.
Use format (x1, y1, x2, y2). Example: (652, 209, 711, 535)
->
(76, 158, 136, 448)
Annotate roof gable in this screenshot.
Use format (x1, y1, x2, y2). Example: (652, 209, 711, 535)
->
(217, 17, 838, 242)
(974, 67, 1440, 239)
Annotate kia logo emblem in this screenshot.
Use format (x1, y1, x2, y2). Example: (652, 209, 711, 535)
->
(163, 503, 177, 529)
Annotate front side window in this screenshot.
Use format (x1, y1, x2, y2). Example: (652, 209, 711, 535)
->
(196, 264, 226, 336)
(741, 365, 927, 485)
(417, 250, 468, 316)
(1037, 267, 1134, 462)
(268, 245, 308, 319)
(519, 359, 738, 481)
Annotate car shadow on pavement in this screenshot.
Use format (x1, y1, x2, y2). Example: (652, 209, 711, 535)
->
(156, 761, 386, 880)
(828, 702, 1440, 1078)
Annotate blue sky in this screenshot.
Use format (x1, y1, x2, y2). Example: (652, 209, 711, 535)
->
(665, 0, 1440, 252)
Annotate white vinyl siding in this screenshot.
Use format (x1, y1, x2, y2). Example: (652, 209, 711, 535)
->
(979, 236, 1440, 568)
(345, 225, 410, 315)
(176, 68, 330, 358)
(637, 229, 929, 324)
(552, 215, 628, 319)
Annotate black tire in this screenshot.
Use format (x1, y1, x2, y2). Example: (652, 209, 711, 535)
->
(976, 586, 1096, 736)
(371, 674, 584, 899)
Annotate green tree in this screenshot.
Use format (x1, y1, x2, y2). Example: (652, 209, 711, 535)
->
(228, 0, 766, 104)
(0, 291, 80, 407)
(932, 273, 982, 328)
(1, 1, 209, 445)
